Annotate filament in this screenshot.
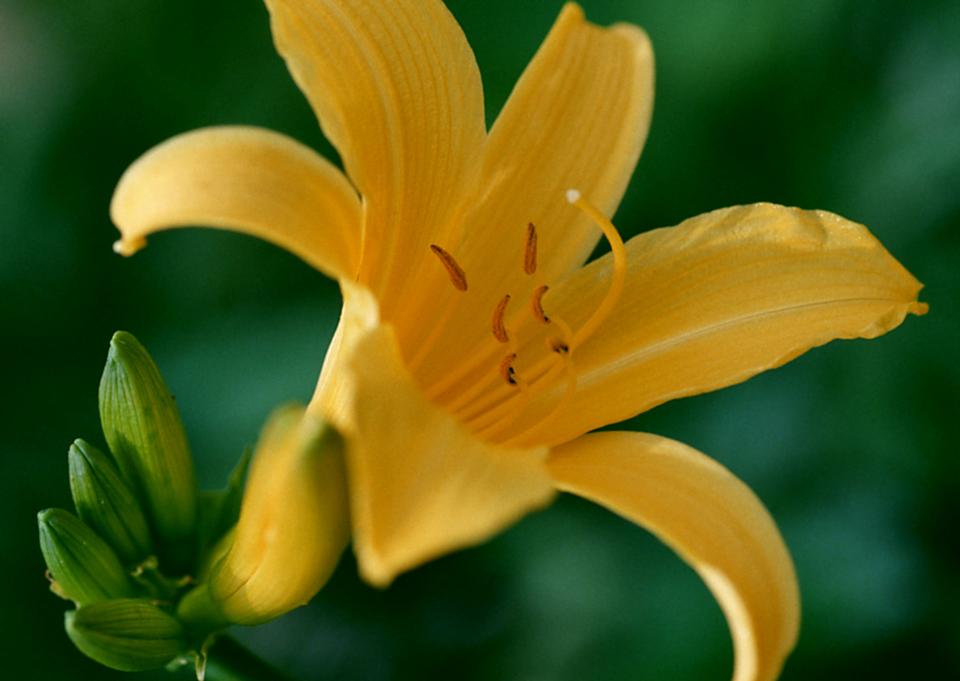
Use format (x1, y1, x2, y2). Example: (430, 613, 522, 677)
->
(428, 191, 627, 446)
(467, 314, 576, 441)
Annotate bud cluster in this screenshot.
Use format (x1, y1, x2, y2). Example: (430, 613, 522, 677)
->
(38, 331, 349, 675)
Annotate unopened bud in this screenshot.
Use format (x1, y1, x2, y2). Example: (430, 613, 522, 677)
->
(65, 599, 186, 671)
(202, 405, 349, 625)
(38, 509, 134, 605)
(69, 439, 153, 564)
(98, 331, 197, 559)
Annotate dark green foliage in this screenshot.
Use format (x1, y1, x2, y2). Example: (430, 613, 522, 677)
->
(4, 0, 957, 679)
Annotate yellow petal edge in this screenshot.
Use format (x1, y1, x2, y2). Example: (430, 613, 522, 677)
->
(511, 203, 928, 445)
(265, 0, 486, 301)
(110, 126, 362, 280)
(331, 283, 555, 586)
(548, 431, 800, 681)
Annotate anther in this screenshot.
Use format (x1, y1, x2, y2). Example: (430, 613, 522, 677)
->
(492, 294, 511, 343)
(499, 353, 519, 385)
(531, 285, 550, 323)
(523, 222, 538, 275)
(429, 244, 468, 291)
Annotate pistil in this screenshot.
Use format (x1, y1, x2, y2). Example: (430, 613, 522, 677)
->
(463, 190, 628, 443)
(565, 189, 627, 347)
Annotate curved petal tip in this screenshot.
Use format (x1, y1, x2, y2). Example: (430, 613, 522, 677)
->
(112, 236, 146, 257)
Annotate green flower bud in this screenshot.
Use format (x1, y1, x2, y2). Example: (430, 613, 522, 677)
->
(98, 331, 197, 559)
(38, 509, 134, 605)
(69, 439, 153, 564)
(65, 599, 186, 672)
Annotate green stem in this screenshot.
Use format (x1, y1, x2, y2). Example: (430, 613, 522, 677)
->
(203, 636, 293, 681)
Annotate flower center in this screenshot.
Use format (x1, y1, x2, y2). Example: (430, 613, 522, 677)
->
(425, 189, 627, 445)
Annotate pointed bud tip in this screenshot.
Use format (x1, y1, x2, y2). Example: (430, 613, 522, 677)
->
(37, 509, 58, 536)
(68, 438, 96, 464)
(107, 330, 143, 358)
(105, 332, 139, 373)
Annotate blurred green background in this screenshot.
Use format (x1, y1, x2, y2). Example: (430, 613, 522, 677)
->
(2, 0, 958, 679)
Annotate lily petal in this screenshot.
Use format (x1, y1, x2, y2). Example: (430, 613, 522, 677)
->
(111, 126, 361, 279)
(403, 3, 654, 381)
(265, 0, 486, 303)
(510, 203, 927, 446)
(341, 311, 555, 587)
(466, 3, 653, 280)
(309, 280, 382, 433)
(548, 431, 799, 681)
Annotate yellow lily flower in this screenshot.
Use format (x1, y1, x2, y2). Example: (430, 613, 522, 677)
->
(109, 2, 927, 680)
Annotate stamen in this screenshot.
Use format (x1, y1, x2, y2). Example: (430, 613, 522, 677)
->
(523, 222, 538, 275)
(565, 188, 628, 347)
(550, 316, 575, 355)
(499, 353, 519, 385)
(531, 285, 550, 323)
(471, 362, 532, 439)
(429, 244, 468, 291)
(442, 305, 521, 415)
(498, 316, 577, 448)
(492, 294, 511, 343)
(434, 192, 625, 448)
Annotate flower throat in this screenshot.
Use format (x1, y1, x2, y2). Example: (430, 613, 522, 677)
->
(425, 190, 627, 445)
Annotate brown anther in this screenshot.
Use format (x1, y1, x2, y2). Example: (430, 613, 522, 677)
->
(531, 285, 550, 323)
(492, 294, 511, 343)
(549, 338, 570, 354)
(429, 244, 468, 291)
(499, 353, 519, 385)
(523, 222, 538, 275)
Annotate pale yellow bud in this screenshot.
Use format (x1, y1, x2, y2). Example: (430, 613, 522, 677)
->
(204, 405, 349, 625)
